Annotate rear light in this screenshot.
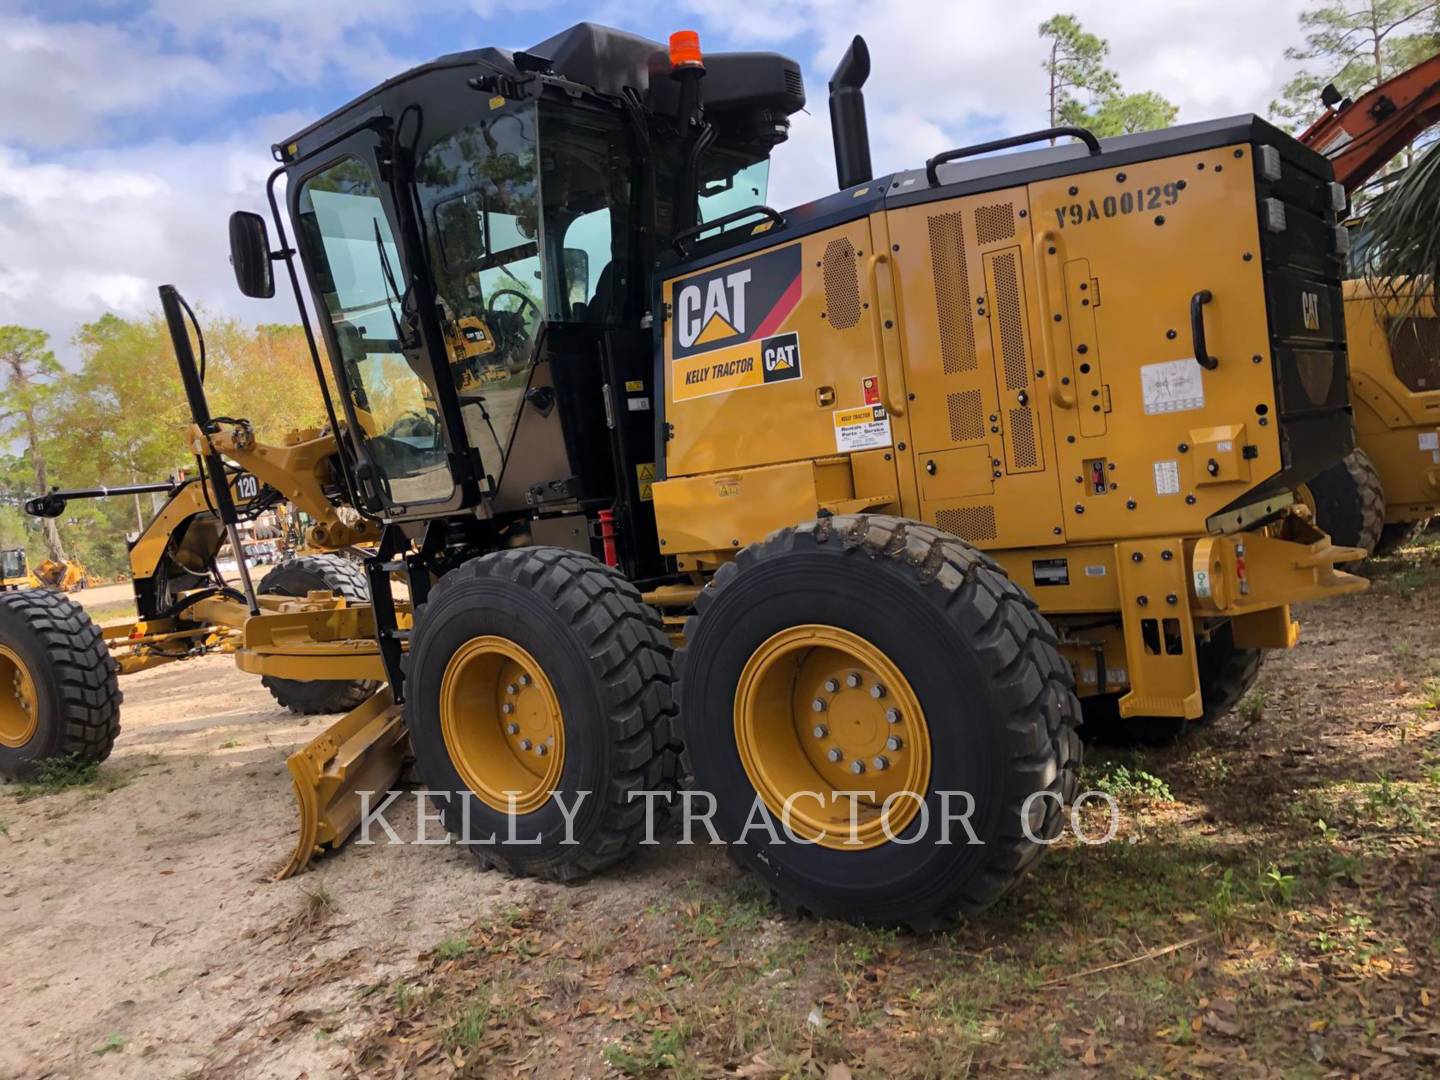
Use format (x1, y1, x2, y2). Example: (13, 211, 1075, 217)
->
(1333, 224, 1351, 257)
(1258, 145, 1283, 182)
(1327, 181, 1348, 212)
(1260, 198, 1288, 233)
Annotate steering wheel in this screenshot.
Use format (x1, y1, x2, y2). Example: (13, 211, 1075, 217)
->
(487, 288, 540, 324)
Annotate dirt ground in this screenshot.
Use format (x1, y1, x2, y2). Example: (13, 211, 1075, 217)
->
(2, 536, 1438, 1079)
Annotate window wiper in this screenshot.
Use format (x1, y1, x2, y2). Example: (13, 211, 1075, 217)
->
(373, 217, 418, 350)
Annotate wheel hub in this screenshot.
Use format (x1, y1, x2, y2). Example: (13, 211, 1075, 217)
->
(0, 644, 38, 749)
(734, 625, 931, 849)
(440, 636, 564, 815)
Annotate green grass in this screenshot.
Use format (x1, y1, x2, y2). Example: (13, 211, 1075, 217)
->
(435, 935, 471, 960)
(86, 600, 138, 626)
(6, 755, 128, 801)
(93, 1033, 125, 1056)
(1238, 687, 1267, 725)
(603, 1023, 693, 1077)
(1083, 759, 1174, 802)
(444, 1000, 490, 1050)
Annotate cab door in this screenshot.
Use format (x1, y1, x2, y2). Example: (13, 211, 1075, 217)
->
(290, 132, 468, 516)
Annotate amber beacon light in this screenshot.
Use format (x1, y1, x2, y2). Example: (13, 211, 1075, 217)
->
(669, 30, 704, 71)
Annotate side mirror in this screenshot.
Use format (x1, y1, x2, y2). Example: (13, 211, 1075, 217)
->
(229, 211, 275, 298)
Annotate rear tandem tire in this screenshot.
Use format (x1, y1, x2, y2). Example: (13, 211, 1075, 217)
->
(677, 515, 1082, 930)
(1308, 448, 1385, 558)
(257, 554, 380, 715)
(0, 589, 122, 780)
(405, 547, 680, 881)
(1079, 621, 1263, 745)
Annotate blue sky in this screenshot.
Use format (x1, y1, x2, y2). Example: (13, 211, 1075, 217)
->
(0, 0, 1315, 363)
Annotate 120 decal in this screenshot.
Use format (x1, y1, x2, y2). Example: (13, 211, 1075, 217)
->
(1053, 182, 1181, 228)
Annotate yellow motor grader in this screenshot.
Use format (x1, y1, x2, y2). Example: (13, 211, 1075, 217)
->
(0, 24, 1366, 926)
(1298, 55, 1440, 553)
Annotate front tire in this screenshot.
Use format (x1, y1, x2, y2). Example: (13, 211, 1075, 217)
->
(0, 590, 121, 779)
(257, 554, 380, 715)
(678, 515, 1081, 929)
(405, 547, 679, 881)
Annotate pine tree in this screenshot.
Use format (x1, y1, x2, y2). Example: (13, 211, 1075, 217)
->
(1039, 15, 1179, 139)
(1271, 0, 1440, 131)
(0, 327, 68, 563)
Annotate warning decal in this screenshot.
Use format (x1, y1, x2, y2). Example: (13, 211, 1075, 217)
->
(833, 404, 892, 452)
(1153, 459, 1181, 495)
(1140, 358, 1206, 415)
(635, 462, 656, 502)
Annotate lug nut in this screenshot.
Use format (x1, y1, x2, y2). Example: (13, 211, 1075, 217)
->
(885, 708, 901, 724)
(811, 698, 827, 713)
(824, 678, 840, 693)
(827, 747, 844, 763)
(505, 722, 519, 735)
(886, 735, 903, 752)
(518, 674, 531, 687)
(845, 672, 862, 688)
(536, 743, 548, 756)
(850, 760, 866, 774)
(813, 724, 828, 738)
(520, 738, 533, 751)
(873, 756, 890, 771)
(501, 702, 514, 714)
(870, 684, 887, 699)
(506, 683, 518, 695)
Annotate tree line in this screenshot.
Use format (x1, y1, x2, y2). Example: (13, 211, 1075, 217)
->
(0, 317, 332, 579)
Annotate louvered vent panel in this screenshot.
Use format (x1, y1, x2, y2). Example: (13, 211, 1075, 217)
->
(947, 390, 984, 442)
(926, 211, 976, 373)
(975, 201, 1015, 245)
(1008, 407, 1039, 470)
(822, 238, 862, 329)
(993, 250, 1029, 391)
(936, 505, 998, 542)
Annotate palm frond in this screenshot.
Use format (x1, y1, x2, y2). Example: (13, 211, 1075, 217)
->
(1361, 138, 1440, 326)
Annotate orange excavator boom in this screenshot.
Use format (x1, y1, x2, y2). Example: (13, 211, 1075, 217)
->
(1298, 53, 1440, 194)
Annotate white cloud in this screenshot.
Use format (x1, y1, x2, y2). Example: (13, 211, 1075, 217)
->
(0, 0, 1328, 366)
(0, 14, 233, 147)
(0, 115, 306, 363)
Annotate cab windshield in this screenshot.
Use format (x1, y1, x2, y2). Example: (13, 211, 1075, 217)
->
(416, 101, 628, 476)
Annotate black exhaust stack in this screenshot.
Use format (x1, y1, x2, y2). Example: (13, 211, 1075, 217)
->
(829, 35, 873, 190)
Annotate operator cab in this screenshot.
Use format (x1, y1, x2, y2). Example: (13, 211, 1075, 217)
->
(231, 23, 803, 576)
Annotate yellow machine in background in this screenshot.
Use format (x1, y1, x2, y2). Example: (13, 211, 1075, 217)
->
(1298, 55, 1440, 553)
(30, 558, 88, 592)
(0, 549, 29, 591)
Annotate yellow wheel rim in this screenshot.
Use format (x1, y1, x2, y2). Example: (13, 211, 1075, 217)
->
(734, 625, 932, 850)
(440, 636, 564, 815)
(0, 644, 39, 749)
(1295, 483, 1317, 519)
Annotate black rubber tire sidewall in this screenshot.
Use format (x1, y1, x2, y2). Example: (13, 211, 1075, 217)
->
(0, 601, 70, 768)
(682, 537, 1067, 923)
(0, 590, 121, 779)
(258, 555, 378, 714)
(405, 553, 674, 877)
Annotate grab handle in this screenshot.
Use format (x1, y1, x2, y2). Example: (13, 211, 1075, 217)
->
(926, 126, 1101, 186)
(1191, 290, 1218, 370)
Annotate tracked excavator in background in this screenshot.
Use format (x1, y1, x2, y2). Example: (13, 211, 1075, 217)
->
(1, 24, 1367, 926)
(1298, 53, 1440, 555)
